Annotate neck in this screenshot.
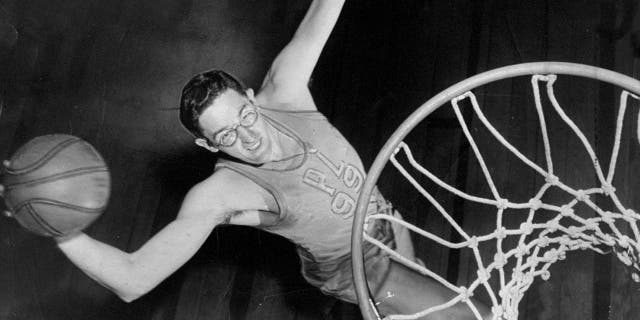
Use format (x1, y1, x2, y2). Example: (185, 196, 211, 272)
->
(276, 131, 301, 160)
(265, 124, 303, 163)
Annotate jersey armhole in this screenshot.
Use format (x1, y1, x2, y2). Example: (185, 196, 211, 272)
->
(214, 164, 288, 221)
(259, 105, 325, 117)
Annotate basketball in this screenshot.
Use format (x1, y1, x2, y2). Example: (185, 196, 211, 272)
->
(1, 134, 111, 237)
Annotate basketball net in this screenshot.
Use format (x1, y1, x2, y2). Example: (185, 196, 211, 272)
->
(361, 73, 640, 320)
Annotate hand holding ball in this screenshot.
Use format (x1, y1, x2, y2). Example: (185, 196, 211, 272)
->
(1, 134, 111, 237)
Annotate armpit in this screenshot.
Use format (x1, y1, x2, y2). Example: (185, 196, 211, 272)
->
(225, 210, 279, 227)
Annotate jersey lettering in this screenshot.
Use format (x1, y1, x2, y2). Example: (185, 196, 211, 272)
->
(302, 149, 365, 218)
(316, 150, 345, 177)
(331, 192, 355, 217)
(343, 164, 363, 192)
(302, 168, 336, 195)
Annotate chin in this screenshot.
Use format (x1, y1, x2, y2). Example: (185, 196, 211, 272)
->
(252, 139, 269, 160)
(248, 153, 267, 165)
(243, 148, 267, 165)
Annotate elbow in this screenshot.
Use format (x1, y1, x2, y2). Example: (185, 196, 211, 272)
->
(118, 293, 140, 303)
(115, 254, 156, 303)
(113, 270, 155, 303)
(116, 285, 150, 303)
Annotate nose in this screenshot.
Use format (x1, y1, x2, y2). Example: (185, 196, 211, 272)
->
(237, 126, 258, 142)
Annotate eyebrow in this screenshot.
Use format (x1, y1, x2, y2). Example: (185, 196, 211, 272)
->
(211, 103, 250, 139)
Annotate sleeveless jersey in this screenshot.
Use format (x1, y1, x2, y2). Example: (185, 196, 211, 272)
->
(215, 107, 396, 302)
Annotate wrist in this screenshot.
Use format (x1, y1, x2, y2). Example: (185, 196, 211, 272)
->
(55, 231, 84, 245)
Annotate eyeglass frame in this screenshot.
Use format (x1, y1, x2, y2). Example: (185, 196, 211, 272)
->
(210, 103, 260, 148)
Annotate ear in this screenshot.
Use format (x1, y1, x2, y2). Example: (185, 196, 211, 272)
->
(245, 88, 255, 102)
(195, 138, 219, 153)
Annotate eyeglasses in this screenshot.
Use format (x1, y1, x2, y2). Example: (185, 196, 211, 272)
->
(212, 105, 259, 147)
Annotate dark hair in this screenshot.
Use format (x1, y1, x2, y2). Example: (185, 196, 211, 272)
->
(179, 70, 246, 139)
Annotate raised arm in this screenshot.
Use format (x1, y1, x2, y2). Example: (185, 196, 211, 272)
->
(56, 170, 268, 302)
(259, 0, 346, 104)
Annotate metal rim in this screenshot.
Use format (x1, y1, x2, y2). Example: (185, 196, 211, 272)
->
(351, 61, 640, 319)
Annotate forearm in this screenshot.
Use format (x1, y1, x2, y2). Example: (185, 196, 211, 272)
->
(56, 233, 145, 302)
(52, 143, 256, 303)
(293, 0, 345, 42)
(262, 0, 346, 91)
(56, 214, 218, 302)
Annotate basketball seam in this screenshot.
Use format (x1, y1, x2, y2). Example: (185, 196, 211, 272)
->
(7, 137, 82, 174)
(4, 166, 109, 189)
(15, 198, 107, 215)
(24, 203, 63, 236)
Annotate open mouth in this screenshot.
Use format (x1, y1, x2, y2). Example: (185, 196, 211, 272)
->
(245, 138, 262, 151)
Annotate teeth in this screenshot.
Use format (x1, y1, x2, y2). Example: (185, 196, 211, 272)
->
(246, 139, 261, 150)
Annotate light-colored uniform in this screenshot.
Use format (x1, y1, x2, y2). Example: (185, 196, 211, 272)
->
(215, 107, 414, 303)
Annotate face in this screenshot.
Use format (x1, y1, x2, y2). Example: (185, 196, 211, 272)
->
(196, 89, 273, 164)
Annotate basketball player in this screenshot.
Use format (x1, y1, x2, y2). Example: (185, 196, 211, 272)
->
(4, 0, 490, 318)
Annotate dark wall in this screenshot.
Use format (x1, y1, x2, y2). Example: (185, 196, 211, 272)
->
(1, 0, 640, 319)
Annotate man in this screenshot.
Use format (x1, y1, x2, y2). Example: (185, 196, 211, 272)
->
(13, 0, 490, 318)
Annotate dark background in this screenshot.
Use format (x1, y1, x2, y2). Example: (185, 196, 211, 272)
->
(1, 0, 640, 319)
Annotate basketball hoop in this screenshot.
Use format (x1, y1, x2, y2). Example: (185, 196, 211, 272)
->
(352, 62, 640, 320)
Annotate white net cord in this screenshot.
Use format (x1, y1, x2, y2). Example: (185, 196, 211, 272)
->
(363, 74, 640, 320)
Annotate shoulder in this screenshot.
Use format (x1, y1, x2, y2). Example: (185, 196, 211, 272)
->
(178, 168, 274, 220)
(255, 79, 317, 112)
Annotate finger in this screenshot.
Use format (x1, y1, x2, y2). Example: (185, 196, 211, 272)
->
(2, 160, 9, 168)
